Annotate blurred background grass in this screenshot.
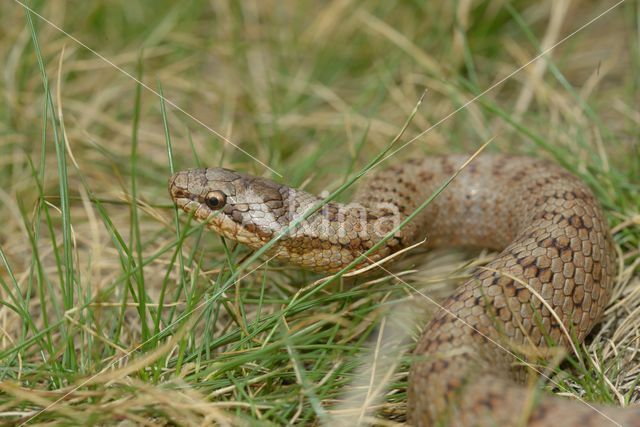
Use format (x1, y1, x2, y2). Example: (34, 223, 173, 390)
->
(0, 0, 638, 425)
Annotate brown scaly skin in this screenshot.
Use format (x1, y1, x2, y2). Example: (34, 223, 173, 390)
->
(169, 154, 639, 426)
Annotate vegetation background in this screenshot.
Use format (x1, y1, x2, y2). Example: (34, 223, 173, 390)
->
(0, 0, 638, 425)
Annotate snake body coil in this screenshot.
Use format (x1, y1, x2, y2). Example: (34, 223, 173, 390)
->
(169, 154, 639, 426)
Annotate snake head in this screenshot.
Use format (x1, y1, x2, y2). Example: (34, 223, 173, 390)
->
(169, 167, 409, 272)
(168, 168, 289, 248)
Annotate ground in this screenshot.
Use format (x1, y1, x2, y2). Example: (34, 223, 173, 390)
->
(0, 1, 638, 425)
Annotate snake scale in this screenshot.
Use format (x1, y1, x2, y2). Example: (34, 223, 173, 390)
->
(169, 154, 639, 426)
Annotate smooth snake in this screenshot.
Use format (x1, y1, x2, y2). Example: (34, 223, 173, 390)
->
(169, 154, 639, 426)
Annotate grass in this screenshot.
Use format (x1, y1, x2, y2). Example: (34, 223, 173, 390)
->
(1, 0, 639, 425)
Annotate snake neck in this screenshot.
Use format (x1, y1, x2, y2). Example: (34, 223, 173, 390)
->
(269, 187, 413, 273)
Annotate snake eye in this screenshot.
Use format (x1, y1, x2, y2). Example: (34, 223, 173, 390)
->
(204, 190, 227, 210)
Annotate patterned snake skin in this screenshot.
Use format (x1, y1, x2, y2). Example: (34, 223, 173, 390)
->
(169, 154, 639, 426)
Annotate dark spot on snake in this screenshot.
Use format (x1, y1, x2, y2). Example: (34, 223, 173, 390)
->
(256, 228, 272, 239)
(537, 268, 552, 282)
(555, 216, 569, 226)
(569, 215, 583, 228)
(230, 209, 244, 223)
(498, 307, 512, 321)
(433, 316, 449, 327)
(265, 200, 283, 209)
(542, 212, 554, 220)
(515, 287, 529, 298)
(512, 172, 525, 182)
(552, 237, 570, 248)
(524, 265, 538, 278)
(517, 255, 536, 267)
(418, 171, 434, 181)
(540, 238, 553, 248)
(560, 248, 573, 262)
(441, 162, 454, 175)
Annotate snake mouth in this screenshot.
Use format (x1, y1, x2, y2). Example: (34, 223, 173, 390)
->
(171, 187, 197, 203)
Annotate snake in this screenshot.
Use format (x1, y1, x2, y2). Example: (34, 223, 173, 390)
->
(168, 154, 639, 426)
